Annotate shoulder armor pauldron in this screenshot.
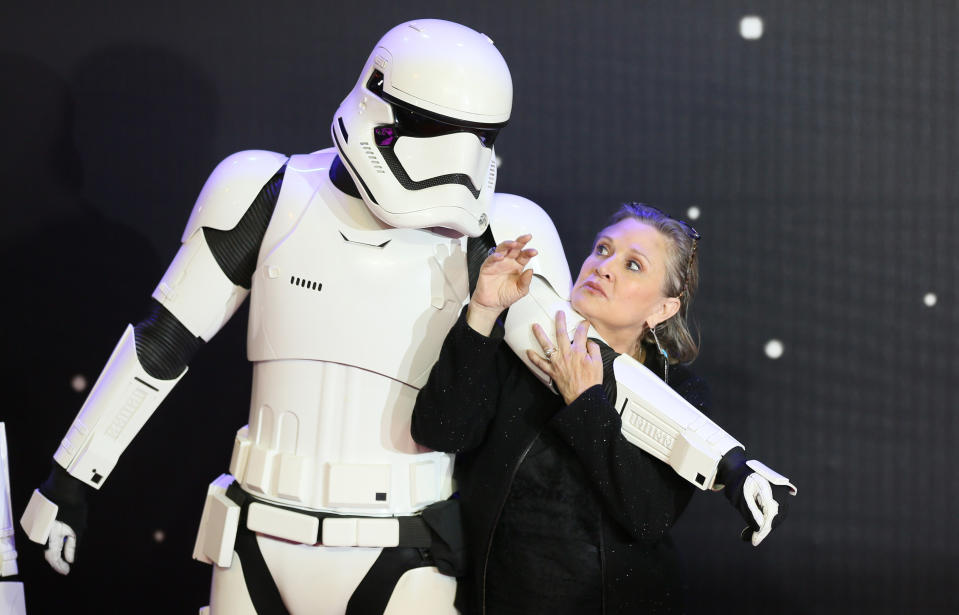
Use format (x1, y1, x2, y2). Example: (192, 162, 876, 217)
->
(181, 150, 289, 241)
(488, 193, 572, 298)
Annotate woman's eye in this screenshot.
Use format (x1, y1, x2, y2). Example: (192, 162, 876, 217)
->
(595, 244, 609, 256)
(626, 260, 641, 272)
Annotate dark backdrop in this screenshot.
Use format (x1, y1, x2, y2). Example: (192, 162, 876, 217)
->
(1, 1, 955, 613)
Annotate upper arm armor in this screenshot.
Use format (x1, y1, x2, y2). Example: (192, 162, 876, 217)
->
(180, 150, 289, 241)
(488, 193, 572, 298)
(487, 193, 578, 383)
(154, 151, 287, 340)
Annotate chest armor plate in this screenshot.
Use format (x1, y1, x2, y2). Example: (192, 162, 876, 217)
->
(247, 151, 470, 387)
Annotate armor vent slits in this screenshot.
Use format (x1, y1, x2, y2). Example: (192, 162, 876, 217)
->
(332, 132, 378, 204)
(290, 276, 322, 293)
(204, 164, 287, 289)
(134, 299, 204, 380)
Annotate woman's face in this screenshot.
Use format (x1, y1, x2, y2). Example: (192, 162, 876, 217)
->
(571, 218, 680, 352)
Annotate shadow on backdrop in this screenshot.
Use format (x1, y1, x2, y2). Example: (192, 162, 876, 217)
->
(1, 46, 250, 612)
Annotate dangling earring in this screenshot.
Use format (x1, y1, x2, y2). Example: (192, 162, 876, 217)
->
(650, 325, 669, 384)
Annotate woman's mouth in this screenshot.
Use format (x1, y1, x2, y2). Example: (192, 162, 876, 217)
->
(582, 280, 606, 298)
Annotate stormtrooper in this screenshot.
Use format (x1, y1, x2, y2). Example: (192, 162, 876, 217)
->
(20, 18, 794, 615)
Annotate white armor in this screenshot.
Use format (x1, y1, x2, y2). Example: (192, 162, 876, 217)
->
(332, 20, 510, 236)
(0, 424, 26, 615)
(229, 149, 464, 515)
(613, 353, 742, 489)
(23, 19, 511, 614)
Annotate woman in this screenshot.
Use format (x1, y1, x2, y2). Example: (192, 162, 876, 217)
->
(411, 202, 707, 614)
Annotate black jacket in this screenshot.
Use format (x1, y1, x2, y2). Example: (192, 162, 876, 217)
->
(411, 312, 711, 614)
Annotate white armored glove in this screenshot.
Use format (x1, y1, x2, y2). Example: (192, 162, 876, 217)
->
(21, 463, 90, 575)
(44, 520, 77, 575)
(717, 447, 797, 546)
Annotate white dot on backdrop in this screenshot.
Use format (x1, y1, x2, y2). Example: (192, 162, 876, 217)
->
(686, 206, 701, 221)
(71, 374, 88, 393)
(740, 16, 764, 40)
(495, 155, 502, 168)
(153, 529, 166, 543)
(764, 339, 784, 359)
(923, 293, 937, 307)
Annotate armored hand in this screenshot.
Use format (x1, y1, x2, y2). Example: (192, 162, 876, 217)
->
(717, 447, 797, 546)
(21, 464, 90, 574)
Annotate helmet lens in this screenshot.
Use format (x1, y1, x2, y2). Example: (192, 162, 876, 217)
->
(366, 70, 501, 148)
(374, 126, 397, 146)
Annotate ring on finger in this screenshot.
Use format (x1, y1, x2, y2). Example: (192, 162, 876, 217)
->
(544, 347, 557, 361)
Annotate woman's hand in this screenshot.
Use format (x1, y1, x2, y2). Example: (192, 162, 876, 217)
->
(526, 311, 604, 405)
(466, 234, 537, 335)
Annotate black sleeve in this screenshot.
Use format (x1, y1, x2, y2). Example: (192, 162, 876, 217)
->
(549, 374, 711, 542)
(410, 309, 506, 454)
(133, 299, 203, 380)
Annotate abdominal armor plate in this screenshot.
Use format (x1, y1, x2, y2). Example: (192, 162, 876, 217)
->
(233, 151, 469, 515)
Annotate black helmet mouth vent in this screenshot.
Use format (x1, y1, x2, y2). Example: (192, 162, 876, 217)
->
(377, 143, 482, 199)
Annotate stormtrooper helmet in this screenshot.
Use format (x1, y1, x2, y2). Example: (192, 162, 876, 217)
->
(331, 19, 512, 236)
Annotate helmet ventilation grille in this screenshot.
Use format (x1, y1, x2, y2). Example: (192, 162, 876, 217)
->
(360, 142, 386, 174)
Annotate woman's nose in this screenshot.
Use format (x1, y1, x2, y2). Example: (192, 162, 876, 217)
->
(595, 257, 613, 278)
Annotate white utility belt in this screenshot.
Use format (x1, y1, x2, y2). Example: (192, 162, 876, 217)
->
(192, 475, 434, 568)
(227, 481, 433, 548)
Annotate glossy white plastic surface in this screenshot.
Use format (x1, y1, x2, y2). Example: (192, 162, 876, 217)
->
(247, 151, 469, 389)
(208, 537, 456, 614)
(371, 19, 511, 122)
(192, 474, 240, 567)
(489, 193, 573, 300)
(153, 230, 249, 341)
(181, 150, 289, 241)
(614, 353, 743, 490)
(0, 424, 19, 578)
(393, 132, 493, 187)
(332, 19, 511, 235)
(19, 490, 57, 545)
(0, 581, 26, 615)
(52, 325, 185, 489)
(742, 459, 798, 546)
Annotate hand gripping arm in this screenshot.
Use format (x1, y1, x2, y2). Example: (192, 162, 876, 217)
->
(488, 193, 797, 544)
(510, 287, 798, 543)
(21, 150, 288, 572)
